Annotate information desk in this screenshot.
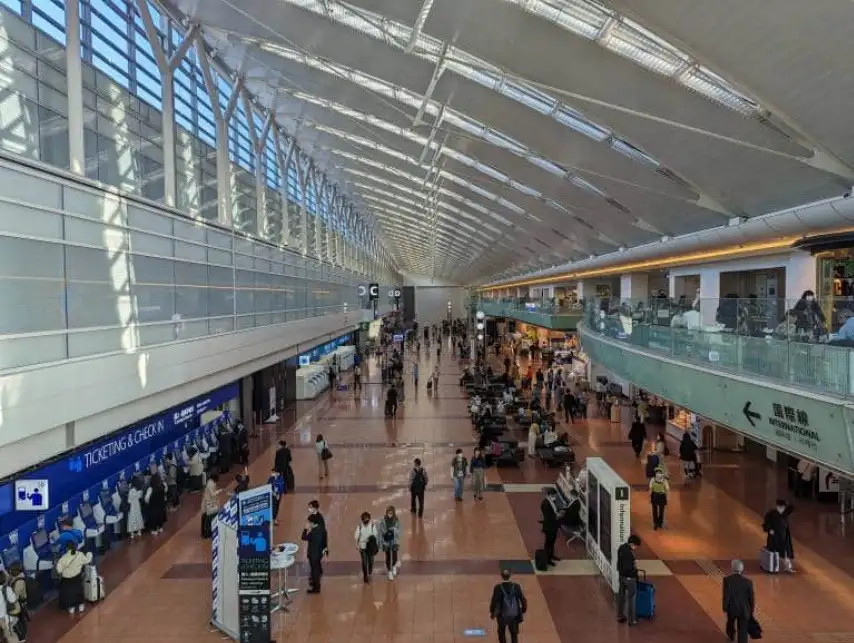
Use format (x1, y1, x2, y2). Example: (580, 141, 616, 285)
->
(584, 458, 631, 593)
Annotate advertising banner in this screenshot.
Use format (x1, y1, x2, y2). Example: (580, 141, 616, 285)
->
(237, 485, 273, 643)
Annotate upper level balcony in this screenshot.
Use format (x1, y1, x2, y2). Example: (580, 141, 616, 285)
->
(477, 299, 584, 331)
(583, 296, 854, 398)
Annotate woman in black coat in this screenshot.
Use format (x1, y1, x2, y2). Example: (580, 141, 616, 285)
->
(762, 499, 795, 572)
(628, 416, 646, 459)
(679, 433, 701, 477)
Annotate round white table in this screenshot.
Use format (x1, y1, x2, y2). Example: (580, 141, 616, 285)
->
(270, 542, 300, 612)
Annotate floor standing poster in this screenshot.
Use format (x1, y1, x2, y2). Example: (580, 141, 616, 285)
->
(237, 485, 274, 643)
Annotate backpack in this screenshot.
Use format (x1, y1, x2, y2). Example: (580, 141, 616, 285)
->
(645, 454, 660, 479)
(500, 585, 520, 621)
(411, 469, 426, 490)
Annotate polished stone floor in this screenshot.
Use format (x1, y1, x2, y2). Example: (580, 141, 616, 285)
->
(25, 344, 854, 643)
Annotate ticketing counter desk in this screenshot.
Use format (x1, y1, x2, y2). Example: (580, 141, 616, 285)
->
(0, 383, 240, 584)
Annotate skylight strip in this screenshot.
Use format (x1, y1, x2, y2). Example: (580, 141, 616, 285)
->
(273, 0, 666, 188)
(498, 0, 761, 116)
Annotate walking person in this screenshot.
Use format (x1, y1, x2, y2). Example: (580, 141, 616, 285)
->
(409, 458, 429, 517)
(649, 466, 670, 530)
(5, 563, 28, 642)
(55, 542, 92, 615)
(353, 363, 362, 393)
(471, 447, 487, 501)
(723, 559, 755, 643)
(489, 569, 527, 643)
(274, 440, 294, 493)
(762, 499, 795, 573)
(616, 535, 641, 625)
(413, 363, 419, 388)
(451, 449, 468, 501)
(679, 432, 701, 479)
(316, 434, 330, 479)
(0, 571, 21, 641)
(386, 386, 399, 418)
(302, 514, 326, 594)
(200, 473, 221, 539)
(379, 506, 402, 581)
(354, 512, 379, 583)
(629, 415, 646, 459)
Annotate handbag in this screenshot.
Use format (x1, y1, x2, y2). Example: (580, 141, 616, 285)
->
(747, 616, 763, 639)
(365, 534, 379, 557)
(321, 447, 333, 461)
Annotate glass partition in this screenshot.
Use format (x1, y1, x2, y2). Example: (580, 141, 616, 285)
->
(581, 296, 854, 397)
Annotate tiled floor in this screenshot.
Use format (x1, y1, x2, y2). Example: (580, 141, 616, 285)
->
(24, 347, 854, 643)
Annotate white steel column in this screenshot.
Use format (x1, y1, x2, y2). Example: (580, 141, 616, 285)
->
(197, 37, 241, 228)
(274, 130, 296, 246)
(296, 157, 309, 255)
(243, 90, 273, 239)
(65, 0, 85, 175)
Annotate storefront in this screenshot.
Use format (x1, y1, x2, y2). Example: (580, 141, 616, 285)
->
(795, 233, 854, 332)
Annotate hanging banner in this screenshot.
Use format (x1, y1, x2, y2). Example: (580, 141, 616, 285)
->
(237, 485, 273, 643)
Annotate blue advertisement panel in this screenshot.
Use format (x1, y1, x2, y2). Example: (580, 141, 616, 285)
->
(237, 485, 273, 643)
(0, 382, 238, 537)
(298, 333, 353, 366)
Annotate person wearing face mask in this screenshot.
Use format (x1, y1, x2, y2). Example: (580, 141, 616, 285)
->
(793, 290, 826, 339)
(379, 506, 402, 581)
(451, 449, 468, 502)
(470, 448, 488, 501)
(354, 511, 379, 583)
(649, 466, 670, 530)
(301, 514, 325, 594)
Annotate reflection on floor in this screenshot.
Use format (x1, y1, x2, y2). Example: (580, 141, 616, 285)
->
(24, 345, 854, 643)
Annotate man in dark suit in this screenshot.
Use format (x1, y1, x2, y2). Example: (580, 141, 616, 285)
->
(540, 489, 562, 566)
(722, 559, 755, 643)
(489, 569, 527, 643)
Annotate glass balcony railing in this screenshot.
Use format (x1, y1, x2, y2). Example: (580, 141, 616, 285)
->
(477, 299, 584, 330)
(580, 296, 854, 398)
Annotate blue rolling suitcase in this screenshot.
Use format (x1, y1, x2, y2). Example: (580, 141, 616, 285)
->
(635, 570, 655, 619)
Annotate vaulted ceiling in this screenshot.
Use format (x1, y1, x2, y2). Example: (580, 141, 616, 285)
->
(164, 0, 854, 284)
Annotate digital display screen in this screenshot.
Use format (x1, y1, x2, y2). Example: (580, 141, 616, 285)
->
(587, 472, 599, 548)
(599, 485, 613, 563)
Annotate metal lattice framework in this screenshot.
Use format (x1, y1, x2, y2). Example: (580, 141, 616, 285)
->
(161, 0, 854, 284)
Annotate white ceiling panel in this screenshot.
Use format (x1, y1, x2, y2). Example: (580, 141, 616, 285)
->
(164, 0, 854, 282)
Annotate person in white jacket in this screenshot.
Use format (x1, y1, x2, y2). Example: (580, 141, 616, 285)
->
(354, 512, 379, 583)
(0, 570, 20, 641)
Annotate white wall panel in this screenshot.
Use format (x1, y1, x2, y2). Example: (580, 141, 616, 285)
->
(0, 311, 357, 478)
(414, 286, 469, 325)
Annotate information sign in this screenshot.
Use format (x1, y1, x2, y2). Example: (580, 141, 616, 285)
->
(237, 486, 273, 643)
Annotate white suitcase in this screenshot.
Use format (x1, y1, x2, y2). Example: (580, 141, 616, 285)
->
(84, 565, 106, 601)
(759, 548, 780, 573)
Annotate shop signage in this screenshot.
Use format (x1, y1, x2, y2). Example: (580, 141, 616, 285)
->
(743, 400, 821, 453)
(581, 331, 854, 472)
(357, 285, 367, 297)
(237, 485, 273, 643)
(368, 283, 379, 300)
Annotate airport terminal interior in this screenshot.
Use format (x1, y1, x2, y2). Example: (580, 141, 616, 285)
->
(4, 0, 854, 642)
